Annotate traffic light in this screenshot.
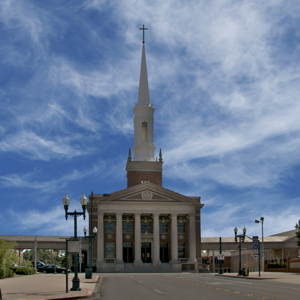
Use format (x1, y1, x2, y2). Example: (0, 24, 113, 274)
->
(206, 255, 210, 264)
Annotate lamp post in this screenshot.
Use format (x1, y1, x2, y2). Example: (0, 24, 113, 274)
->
(83, 225, 97, 278)
(85, 192, 110, 279)
(255, 217, 264, 272)
(234, 226, 246, 276)
(62, 193, 87, 291)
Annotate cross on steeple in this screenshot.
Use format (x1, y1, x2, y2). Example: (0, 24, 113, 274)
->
(139, 25, 148, 43)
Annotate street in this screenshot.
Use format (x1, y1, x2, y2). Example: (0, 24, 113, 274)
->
(92, 273, 300, 300)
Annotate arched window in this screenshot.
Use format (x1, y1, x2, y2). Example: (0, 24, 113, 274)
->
(142, 121, 147, 141)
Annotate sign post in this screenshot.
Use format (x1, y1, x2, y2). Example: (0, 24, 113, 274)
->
(218, 237, 224, 274)
(253, 236, 260, 277)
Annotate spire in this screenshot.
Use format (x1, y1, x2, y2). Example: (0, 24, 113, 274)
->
(137, 43, 150, 106)
(159, 148, 163, 162)
(128, 148, 132, 161)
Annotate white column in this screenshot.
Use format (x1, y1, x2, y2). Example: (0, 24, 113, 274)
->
(116, 213, 123, 263)
(134, 213, 142, 266)
(189, 214, 197, 262)
(97, 213, 104, 263)
(153, 213, 161, 265)
(171, 213, 178, 262)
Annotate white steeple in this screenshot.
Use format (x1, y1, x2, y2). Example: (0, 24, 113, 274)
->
(132, 41, 155, 161)
(137, 44, 150, 106)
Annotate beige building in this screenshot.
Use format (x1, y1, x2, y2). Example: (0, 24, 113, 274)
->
(87, 40, 204, 272)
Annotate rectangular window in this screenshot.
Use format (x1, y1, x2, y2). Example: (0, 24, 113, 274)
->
(105, 242, 115, 258)
(178, 242, 186, 258)
(159, 222, 168, 233)
(123, 222, 133, 233)
(105, 222, 115, 233)
(160, 242, 168, 248)
(178, 223, 185, 233)
(141, 222, 150, 233)
(123, 242, 133, 248)
(142, 122, 147, 141)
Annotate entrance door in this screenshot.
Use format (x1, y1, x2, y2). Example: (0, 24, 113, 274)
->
(141, 242, 151, 263)
(123, 242, 133, 263)
(160, 243, 169, 263)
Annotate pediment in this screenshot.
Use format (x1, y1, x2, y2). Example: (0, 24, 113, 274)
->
(94, 182, 200, 204)
(113, 190, 177, 202)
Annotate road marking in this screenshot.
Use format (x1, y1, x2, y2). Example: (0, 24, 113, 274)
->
(138, 281, 142, 283)
(155, 290, 163, 294)
(164, 276, 281, 300)
(205, 282, 233, 285)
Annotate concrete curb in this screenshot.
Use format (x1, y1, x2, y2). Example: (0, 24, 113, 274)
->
(215, 274, 278, 280)
(37, 288, 93, 300)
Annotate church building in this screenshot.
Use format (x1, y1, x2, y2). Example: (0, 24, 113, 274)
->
(88, 31, 204, 272)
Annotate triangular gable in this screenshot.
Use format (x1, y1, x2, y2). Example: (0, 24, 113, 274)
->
(111, 190, 178, 202)
(94, 182, 200, 204)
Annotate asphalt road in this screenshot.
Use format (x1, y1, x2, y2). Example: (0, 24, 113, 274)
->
(91, 273, 300, 300)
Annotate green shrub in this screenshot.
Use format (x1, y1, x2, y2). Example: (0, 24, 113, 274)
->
(15, 266, 36, 275)
(0, 268, 14, 279)
(267, 262, 286, 268)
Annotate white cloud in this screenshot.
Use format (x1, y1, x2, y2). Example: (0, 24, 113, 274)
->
(7, 205, 89, 236)
(0, 160, 107, 192)
(0, 130, 89, 161)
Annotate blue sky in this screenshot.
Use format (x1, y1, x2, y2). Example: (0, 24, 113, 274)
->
(0, 0, 300, 239)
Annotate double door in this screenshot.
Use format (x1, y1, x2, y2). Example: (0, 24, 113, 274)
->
(141, 242, 151, 263)
(123, 242, 133, 263)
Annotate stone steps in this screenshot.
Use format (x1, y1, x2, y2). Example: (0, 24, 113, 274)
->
(116, 263, 178, 273)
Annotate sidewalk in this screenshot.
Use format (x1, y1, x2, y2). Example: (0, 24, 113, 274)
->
(0, 273, 100, 300)
(215, 271, 300, 284)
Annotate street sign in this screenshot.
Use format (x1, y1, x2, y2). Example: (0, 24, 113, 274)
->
(253, 254, 259, 258)
(68, 240, 80, 253)
(253, 249, 259, 255)
(253, 236, 259, 250)
(218, 254, 225, 260)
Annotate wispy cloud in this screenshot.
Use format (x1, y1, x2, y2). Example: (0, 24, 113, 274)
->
(7, 205, 88, 236)
(1, 0, 300, 237)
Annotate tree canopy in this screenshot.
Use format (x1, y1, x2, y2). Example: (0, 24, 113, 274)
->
(0, 239, 19, 278)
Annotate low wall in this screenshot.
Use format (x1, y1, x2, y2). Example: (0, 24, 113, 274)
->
(266, 258, 300, 273)
(288, 258, 300, 273)
(266, 268, 287, 272)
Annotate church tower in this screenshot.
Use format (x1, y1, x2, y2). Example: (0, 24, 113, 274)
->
(126, 28, 163, 187)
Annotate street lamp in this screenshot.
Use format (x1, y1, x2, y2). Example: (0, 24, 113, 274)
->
(234, 226, 246, 276)
(255, 217, 264, 272)
(62, 193, 87, 291)
(83, 224, 97, 278)
(85, 192, 110, 279)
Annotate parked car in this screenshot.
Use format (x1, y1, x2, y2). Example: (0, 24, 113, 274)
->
(32, 261, 46, 270)
(38, 264, 70, 274)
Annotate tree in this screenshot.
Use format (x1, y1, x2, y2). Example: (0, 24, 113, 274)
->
(23, 250, 34, 261)
(37, 249, 51, 264)
(0, 239, 19, 279)
(295, 220, 300, 248)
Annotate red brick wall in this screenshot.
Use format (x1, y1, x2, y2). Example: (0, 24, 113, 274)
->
(127, 171, 162, 187)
